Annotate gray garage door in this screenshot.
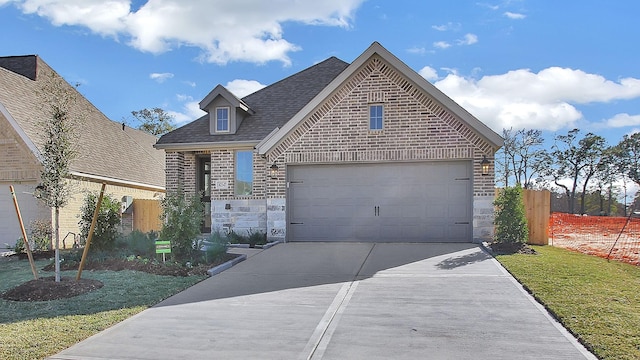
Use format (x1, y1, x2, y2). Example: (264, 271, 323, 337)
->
(288, 161, 472, 242)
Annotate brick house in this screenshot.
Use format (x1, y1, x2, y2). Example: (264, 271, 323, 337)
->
(0, 55, 166, 249)
(155, 42, 502, 243)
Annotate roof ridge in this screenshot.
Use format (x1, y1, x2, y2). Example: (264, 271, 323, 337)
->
(242, 56, 348, 101)
(119, 124, 165, 170)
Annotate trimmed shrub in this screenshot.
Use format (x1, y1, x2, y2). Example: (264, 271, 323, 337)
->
(204, 230, 228, 263)
(78, 192, 121, 251)
(159, 191, 204, 263)
(118, 230, 156, 258)
(13, 219, 52, 253)
(494, 185, 529, 243)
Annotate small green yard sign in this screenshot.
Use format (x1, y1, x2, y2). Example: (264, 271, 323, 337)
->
(155, 241, 171, 254)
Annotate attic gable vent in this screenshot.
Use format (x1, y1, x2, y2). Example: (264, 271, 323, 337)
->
(368, 91, 386, 103)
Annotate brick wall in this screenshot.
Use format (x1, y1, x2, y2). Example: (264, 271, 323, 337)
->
(58, 179, 162, 248)
(268, 55, 496, 193)
(165, 152, 184, 193)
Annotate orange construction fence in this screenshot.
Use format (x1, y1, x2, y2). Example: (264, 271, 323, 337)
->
(550, 212, 640, 266)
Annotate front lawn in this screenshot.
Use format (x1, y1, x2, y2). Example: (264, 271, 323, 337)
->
(496, 246, 640, 360)
(0, 258, 206, 360)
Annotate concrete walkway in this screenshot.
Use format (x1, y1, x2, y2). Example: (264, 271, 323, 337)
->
(49, 243, 595, 360)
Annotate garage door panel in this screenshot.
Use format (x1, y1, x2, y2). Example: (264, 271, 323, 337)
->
(424, 225, 446, 239)
(288, 162, 472, 242)
(448, 224, 471, 242)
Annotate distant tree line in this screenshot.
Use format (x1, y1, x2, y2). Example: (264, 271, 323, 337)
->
(496, 128, 640, 216)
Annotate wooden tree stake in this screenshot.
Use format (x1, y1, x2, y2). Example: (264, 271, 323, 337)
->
(10, 185, 38, 280)
(76, 183, 106, 280)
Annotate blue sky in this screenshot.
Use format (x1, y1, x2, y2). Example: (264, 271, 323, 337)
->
(1, 0, 640, 149)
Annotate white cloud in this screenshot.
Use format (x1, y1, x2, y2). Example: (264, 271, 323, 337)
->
(225, 79, 267, 98)
(8, 0, 365, 65)
(419, 66, 438, 81)
(504, 11, 526, 19)
(456, 33, 478, 45)
(434, 34, 478, 50)
(169, 94, 206, 126)
(433, 41, 451, 49)
(604, 113, 640, 128)
(407, 46, 427, 55)
(19, 0, 130, 35)
(431, 22, 461, 32)
(476, 3, 500, 10)
(423, 68, 640, 133)
(149, 72, 174, 83)
(175, 93, 189, 102)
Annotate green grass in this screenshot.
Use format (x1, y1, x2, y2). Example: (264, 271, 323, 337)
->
(497, 246, 640, 360)
(0, 258, 206, 360)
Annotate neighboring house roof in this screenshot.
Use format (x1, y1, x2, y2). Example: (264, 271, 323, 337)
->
(155, 56, 350, 149)
(0, 55, 165, 190)
(156, 42, 502, 153)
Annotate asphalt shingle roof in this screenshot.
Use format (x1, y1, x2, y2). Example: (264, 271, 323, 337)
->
(156, 56, 350, 145)
(0, 55, 165, 188)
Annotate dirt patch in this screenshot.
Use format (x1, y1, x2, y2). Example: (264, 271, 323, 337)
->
(2, 253, 241, 302)
(1, 276, 103, 302)
(488, 242, 537, 255)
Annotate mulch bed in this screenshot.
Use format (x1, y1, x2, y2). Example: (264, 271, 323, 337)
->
(487, 242, 537, 255)
(1, 276, 103, 302)
(1, 253, 240, 302)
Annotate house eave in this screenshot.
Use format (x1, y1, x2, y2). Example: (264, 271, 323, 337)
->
(154, 140, 260, 152)
(0, 100, 42, 161)
(69, 171, 165, 192)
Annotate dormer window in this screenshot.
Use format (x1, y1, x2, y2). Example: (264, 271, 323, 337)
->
(200, 84, 254, 135)
(216, 107, 229, 132)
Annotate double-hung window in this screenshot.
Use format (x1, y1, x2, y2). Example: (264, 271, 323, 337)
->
(369, 104, 384, 130)
(235, 150, 253, 196)
(216, 107, 229, 132)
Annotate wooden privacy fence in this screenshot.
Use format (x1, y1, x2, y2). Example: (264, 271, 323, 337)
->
(522, 189, 550, 245)
(495, 188, 551, 245)
(132, 199, 162, 233)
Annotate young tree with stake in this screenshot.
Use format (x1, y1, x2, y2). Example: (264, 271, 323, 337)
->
(34, 73, 81, 282)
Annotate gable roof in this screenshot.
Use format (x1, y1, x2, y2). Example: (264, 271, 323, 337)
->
(157, 43, 502, 153)
(0, 55, 165, 190)
(199, 84, 254, 114)
(155, 56, 350, 150)
(257, 42, 503, 155)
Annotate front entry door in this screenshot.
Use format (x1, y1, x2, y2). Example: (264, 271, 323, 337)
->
(197, 156, 211, 233)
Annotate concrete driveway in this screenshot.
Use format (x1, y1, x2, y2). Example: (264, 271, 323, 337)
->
(49, 243, 595, 360)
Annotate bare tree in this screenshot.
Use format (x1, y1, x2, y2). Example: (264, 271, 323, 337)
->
(130, 107, 176, 136)
(591, 147, 620, 215)
(34, 73, 81, 282)
(495, 128, 515, 188)
(577, 134, 607, 214)
(496, 128, 548, 188)
(617, 132, 640, 186)
(546, 129, 607, 214)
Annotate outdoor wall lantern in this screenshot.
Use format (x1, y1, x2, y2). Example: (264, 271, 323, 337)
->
(270, 163, 279, 179)
(481, 155, 490, 176)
